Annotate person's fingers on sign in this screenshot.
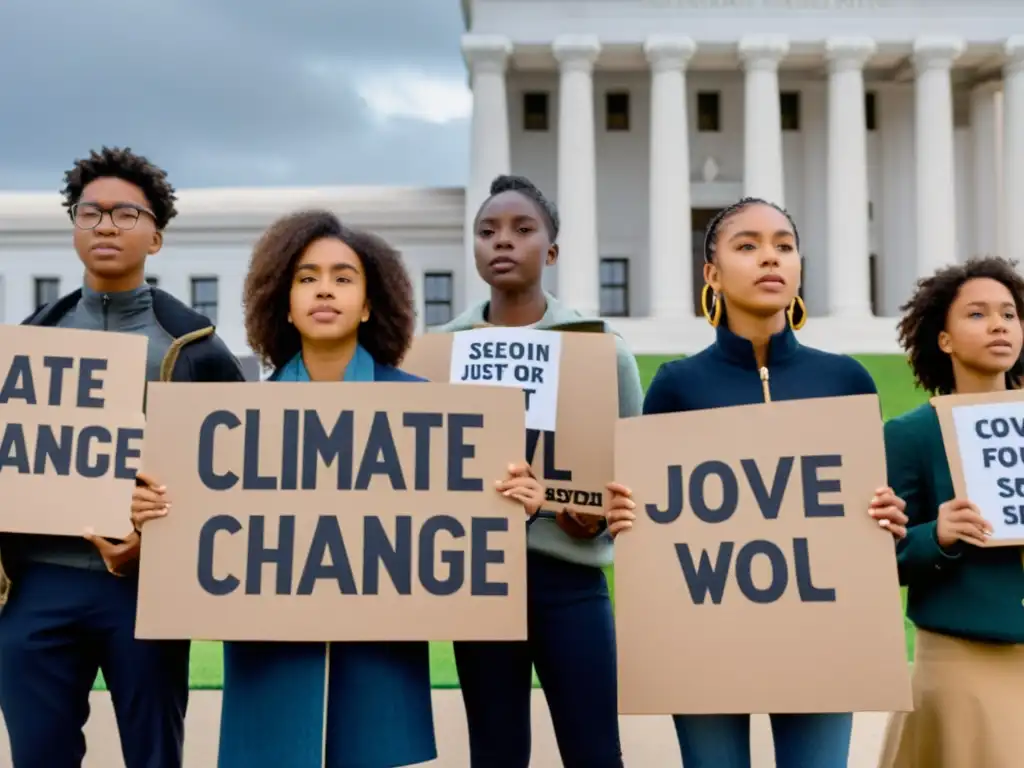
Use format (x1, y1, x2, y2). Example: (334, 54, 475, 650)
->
(605, 482, 637, 539)
(868, 485, 910, 540)
(556, 508, 605, 539)
(495, 462, 546, 516)
(131, 470, 170, 533)
(82, 530, 141, 577)
(936, 498, 993, 549)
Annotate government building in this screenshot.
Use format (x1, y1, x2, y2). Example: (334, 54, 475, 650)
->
(2, 0, 1023, 359)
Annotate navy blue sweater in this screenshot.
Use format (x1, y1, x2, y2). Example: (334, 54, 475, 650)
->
(644, 324, 878, 415)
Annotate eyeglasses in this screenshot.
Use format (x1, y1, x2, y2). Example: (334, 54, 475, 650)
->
(70, 203, 155, 231)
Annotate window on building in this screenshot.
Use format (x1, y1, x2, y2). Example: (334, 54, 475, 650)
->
(865, 91, 877, 131)
(780, 91, 801, 131)
(423, 272, 454, 327)
(523, 92, 549, 132)
(145, 275, 160, 287)
(605, 91, 630, 131)
(34, 277, 60, 310)
(869, 254, 880, 316)
(697, 91, 721, 132)
(599, 258, 630, 317)
(190, 277, 219, 324)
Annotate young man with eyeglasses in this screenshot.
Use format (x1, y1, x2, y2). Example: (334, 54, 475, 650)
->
(0, 146, 245, 768)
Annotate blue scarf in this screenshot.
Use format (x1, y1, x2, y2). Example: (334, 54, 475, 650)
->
(218, 343, 375, 768)
(274, 343, 376, 383)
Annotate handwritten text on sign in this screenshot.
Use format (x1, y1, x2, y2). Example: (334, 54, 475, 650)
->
(647, 454, 841, 605)
(0, 326, 148, 538)
(450, 328, 561, 432)
(136, 382, 528, 642)
(951, 401, 1024, 541)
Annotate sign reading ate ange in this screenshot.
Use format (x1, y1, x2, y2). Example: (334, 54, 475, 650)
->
(0, 325, 147, 538)
(136, 381, 528, 642)
(402, 326, 619, 517)
(932, 390, 1024, 547)
(613, 395, 911, 716)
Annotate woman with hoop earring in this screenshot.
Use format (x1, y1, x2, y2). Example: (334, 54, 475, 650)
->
(603, 197, 908, 768)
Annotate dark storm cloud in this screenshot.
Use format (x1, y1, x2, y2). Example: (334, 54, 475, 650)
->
(0, 0, 469, 190)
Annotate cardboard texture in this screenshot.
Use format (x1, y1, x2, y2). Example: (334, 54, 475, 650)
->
(0, 325, 148, 538)
(135, 381, 529, 642)
(614, 395, 912, 715)
(931, 390, 1024, 547)
(401, 329, 619, 517)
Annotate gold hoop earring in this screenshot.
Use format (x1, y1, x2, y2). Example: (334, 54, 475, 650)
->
(787, 295, 807, 331)
(701, 284, 722, 328)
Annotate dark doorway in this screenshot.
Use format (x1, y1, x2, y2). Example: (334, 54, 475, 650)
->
(691, 208, 720, 317)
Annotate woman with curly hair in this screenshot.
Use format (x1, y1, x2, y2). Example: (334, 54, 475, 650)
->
(131, 210, 546, 768)
(877, 256, 1024, 768)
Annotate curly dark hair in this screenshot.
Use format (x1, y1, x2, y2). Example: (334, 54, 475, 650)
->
(475, 174, 560, 241)
(897, 256, 1024, 395)
(243, 210, 415, 370)
(704, 196, 800, 263)
(61, 146, 178, 230)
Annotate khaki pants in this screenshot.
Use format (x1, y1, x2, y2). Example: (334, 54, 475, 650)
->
(878, 628, 1024, 768)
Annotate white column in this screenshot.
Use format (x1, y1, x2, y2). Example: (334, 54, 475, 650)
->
(461, 34, 512, 307)
(970, 82, 1002, 257)
(912, 36, 964, 275)
(738, 36, 789, 206)
(553, 35, 601, 317)
(1004, 37, 1024, 265)
(825, 37, 876, 318)
(645, 35, 696, 320)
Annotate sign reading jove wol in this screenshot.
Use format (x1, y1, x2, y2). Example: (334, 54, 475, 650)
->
(136, 381, 527, 643)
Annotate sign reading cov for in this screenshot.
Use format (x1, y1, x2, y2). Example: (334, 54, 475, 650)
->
(932, 389, 1024, 547)
(136, 381, 528, 642)
(0, 325, 147, 538)
(614, 395, 911, 715)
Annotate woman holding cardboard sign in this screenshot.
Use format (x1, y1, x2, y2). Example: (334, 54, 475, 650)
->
(606, 197, 908, 768)
(876, 256, 1024, 768)
(433, 175, 643, 768)
(131, 210, 547, 768)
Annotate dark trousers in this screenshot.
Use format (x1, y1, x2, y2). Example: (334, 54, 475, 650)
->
(454, 551, 623, 768)
(0, 562, 190, 768)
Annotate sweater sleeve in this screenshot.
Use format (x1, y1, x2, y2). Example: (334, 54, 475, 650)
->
(612, 334, 644, 418)
(642, 363, 682, 416)
(885, 417, 961, 586)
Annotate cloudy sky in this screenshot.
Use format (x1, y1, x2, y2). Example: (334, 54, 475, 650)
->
(0, 0, 470, 191)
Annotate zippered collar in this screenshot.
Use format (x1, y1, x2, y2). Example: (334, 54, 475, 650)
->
(713, 321, 800, 372)
(80, 282, 153, 330)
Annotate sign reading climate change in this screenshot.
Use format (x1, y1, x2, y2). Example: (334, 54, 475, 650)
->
(614, 394, 911, 716)
(402, 326, 620, 517)
(0, 325, 147, 538)
(135, 381, 528, 643)
(932, 390, 1024, 547)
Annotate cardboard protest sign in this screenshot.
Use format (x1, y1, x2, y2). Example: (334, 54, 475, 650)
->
(0, 325, 147, 538)
(932, 390, 1024, 547)
(135, 381, 528, 642)
(402, 327, 618, 516)
(614, 395, 912, 715)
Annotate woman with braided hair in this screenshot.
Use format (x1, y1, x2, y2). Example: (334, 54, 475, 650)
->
(605, 197, 908, 768)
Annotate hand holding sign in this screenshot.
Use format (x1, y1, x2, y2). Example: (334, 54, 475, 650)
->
(868, 486, 909, 540)
(496, 462, 545, 515)
(83, 529, 140, 576)
(936, 498, 992, 548)
(605, 482, 637, 539)
(131, 471, 170, 532)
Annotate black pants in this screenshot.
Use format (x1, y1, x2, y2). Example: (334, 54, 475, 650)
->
(454, 551, 623, 768)
(0, 562, 190, 768)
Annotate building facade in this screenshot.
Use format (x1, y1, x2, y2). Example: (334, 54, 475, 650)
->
(2, 0, 1023, 356)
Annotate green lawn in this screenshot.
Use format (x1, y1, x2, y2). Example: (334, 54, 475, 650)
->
(95, 353, 927, 692)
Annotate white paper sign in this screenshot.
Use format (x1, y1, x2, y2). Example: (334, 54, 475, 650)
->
(449, 328, 562, 432)
(951, 400, 1024, 541)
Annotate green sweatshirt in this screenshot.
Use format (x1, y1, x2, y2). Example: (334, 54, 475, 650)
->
(432, 293, 643, 568)
(886, 402, 1024, 644)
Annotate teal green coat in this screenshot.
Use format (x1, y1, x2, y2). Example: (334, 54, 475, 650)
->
(886, 403, 1024, 644)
